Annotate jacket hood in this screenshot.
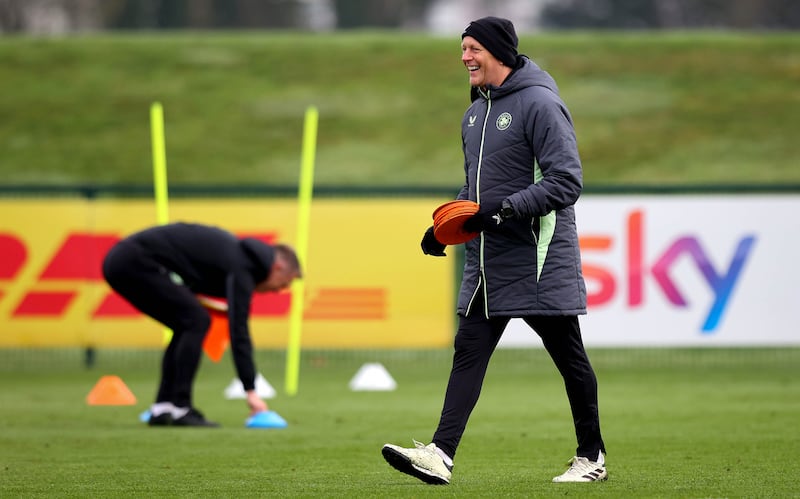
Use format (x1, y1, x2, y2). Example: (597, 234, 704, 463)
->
(239, 237, 275, 283)
(471, 56, 559, 102)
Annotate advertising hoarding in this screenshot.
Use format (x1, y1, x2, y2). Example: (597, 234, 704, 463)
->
(0, 198, 454, 348)
(501, 195, 800, 347)
(2, 194, 797, 349)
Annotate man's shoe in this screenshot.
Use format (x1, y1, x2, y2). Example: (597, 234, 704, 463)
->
(381, 440, 452, 485)
(552, 456, 608, 482)
(172, 408, 220, 427)
(147, 412, 173, 426)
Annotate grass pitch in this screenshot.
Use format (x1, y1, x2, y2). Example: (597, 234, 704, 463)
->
(1, 347, 798, 497)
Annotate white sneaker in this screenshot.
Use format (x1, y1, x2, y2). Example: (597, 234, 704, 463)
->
(552, 455, 608, 482)
(381, 439, 452, 485)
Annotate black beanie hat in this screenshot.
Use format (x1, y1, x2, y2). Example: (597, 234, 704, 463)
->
(462, 16, 519, 67)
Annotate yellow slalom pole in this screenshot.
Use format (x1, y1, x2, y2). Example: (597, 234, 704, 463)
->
(150, 102, 172, 345)
(150, 102, 170, 225)
(285, 106, 318, 396)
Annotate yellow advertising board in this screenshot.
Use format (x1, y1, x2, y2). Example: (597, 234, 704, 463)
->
(0, 198, 454, 349)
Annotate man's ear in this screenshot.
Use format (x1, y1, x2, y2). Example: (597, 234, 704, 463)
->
(271, 256, 287, 273)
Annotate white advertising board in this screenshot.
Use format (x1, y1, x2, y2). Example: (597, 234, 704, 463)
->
(499, 194, 800, 347)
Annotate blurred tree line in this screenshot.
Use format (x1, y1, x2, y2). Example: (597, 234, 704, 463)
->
(541, 0, 799, 29)
(0, 0, 797, 33)
(0, 0, 433, 31)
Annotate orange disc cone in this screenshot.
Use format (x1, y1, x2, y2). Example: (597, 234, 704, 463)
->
(86, 375, 137, 406)
(202, 311, 229, 363)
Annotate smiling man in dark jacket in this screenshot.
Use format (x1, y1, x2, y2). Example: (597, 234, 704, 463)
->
(102, 222, 301, 427)
(383, 17, 606, 484)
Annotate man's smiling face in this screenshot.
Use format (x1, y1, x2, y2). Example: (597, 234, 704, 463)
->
(461, 35, 508, 89)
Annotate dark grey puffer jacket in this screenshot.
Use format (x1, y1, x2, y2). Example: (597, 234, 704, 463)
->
(456, 56, 587, 317)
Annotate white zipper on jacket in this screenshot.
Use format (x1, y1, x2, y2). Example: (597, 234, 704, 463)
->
(475, 91, 492, 319)
(466, 275, 482, 314)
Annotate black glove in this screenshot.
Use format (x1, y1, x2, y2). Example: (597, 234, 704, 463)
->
(421, 226, 447, 256)
(463, 200, 514, 233)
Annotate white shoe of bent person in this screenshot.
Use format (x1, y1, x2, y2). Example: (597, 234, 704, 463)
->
(381, 439, 453, 485)
(552, 454, 608, 483)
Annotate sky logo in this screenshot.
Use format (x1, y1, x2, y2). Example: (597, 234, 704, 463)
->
(583, 210, 757, 334)
(648, 235, 756, 332)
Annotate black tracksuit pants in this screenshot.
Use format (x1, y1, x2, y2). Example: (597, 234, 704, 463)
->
(102, 239, 211, 408)
(432, 303, 605, 461)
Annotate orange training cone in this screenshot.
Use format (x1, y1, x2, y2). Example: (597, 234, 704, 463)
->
(86, 375, 137, 406)
(197, 294, 230, 363)
(202, 311, 229, 362)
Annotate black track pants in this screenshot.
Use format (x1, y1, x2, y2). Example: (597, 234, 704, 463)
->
(102, 240, 210, 408)
(432, 310, 605, 461)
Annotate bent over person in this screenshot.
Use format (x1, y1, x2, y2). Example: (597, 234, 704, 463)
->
(382, 17, 607, 483)
(102, 222, 301, 427)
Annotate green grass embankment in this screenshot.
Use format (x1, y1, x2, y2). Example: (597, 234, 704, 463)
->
(1, 31, 798, 188)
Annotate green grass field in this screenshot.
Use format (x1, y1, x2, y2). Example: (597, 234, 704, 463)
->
(2, 30, 799, 498)
(1, 347, 798, 497)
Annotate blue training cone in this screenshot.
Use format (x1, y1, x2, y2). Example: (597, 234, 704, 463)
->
(139, 410, 151, 423)
(245, 410, 288, 429)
